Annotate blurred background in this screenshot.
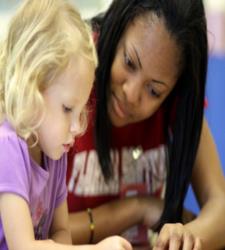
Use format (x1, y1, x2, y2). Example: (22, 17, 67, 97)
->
(0, 0, 224, 213)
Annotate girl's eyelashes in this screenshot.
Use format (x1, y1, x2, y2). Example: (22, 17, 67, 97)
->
(124, 51, 136, 70)
(63, 104, 73, 113)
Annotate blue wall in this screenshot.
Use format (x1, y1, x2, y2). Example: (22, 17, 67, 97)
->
(185, 55, 225, 213)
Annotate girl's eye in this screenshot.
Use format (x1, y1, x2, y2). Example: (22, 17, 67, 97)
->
(124, 52, 136, 70)
(63, 105, 72, 113)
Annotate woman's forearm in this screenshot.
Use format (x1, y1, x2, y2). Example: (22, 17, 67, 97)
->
(185, 196, 225, 250)
(69, 196, 162, 244)
(50, 229, 72, 245)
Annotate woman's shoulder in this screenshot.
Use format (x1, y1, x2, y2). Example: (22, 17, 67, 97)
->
(90, 12, 104, 32)
(90, 12, 105, 45)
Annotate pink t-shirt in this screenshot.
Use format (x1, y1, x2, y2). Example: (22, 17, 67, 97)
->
(0, 120, 67, 249)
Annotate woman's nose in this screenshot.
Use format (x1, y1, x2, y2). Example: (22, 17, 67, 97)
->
(123, 78, 142, 105)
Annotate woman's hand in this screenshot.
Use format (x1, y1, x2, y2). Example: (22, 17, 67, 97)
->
(153, 223, 202, 250)
(95, 236, 132, 250)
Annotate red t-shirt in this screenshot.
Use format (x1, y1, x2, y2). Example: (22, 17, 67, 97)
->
(67, 25, 171, 244)
(67, 91, 167, 208)
(66, 91, 168, 244)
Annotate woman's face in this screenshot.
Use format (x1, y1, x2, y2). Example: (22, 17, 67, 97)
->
(108, 14, 182, 127)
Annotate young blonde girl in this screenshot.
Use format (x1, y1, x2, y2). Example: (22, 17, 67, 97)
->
(0, 1, 132, 250)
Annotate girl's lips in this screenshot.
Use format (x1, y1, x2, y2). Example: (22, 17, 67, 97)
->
(63, 144, 72, 153)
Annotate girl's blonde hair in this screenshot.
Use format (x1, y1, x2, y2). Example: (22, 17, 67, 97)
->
(0, 0, 97, 140)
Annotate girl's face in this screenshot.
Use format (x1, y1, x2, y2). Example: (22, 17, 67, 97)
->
(35, 56, 94, 161)
(108, 15, 182, 127)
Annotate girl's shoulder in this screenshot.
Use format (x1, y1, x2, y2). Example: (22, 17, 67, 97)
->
(0, 120, 27, 155)
(1, 119, 20, 136)
(0, 120, 32, 204)
(0, 120, 18, 139)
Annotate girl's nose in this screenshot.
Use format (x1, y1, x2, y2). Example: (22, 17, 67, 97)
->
(70, 119, 83, 137)
(70, 112, 87, 137)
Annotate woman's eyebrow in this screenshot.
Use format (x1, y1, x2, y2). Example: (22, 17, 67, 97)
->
(152, 79, 168, 87)
(132, 45, 142, 69)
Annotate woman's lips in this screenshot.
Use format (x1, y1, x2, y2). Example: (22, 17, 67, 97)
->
(111, 93, 130, 119)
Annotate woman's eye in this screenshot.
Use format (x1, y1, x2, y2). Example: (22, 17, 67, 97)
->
(151, 89, 160, 98)
(124, 52, 136, 70)
(63, 105, 72, 113)
(146, 85, 161, 98)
